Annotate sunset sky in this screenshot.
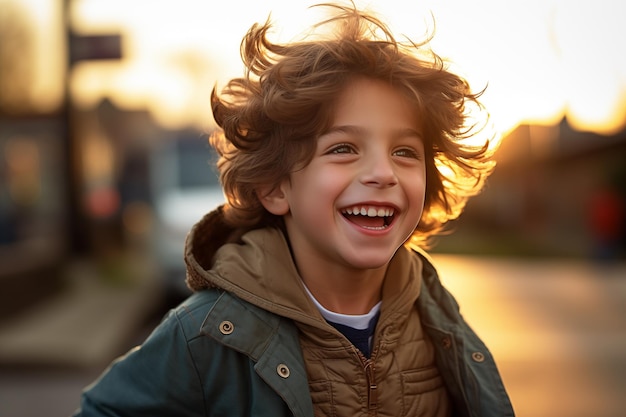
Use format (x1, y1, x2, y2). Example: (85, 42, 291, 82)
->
(16, 0, 626, 137)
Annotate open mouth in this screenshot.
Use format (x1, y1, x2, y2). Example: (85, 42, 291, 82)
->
(340, 205, 395, 230)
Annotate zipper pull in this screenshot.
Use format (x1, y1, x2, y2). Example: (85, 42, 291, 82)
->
(364, 361, 377, 410)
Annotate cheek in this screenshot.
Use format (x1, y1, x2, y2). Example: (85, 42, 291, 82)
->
(298, 165, 346, 194)
(405, 170, 427, 209)
(286, 168, 346, 220)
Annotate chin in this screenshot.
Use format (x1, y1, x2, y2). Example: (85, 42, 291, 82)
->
(344, 252, 395, 270)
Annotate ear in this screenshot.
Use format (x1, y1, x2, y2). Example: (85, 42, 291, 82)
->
(257, 182, 290, 216)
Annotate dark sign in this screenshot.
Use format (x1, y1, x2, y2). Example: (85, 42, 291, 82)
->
(70, 34, 122, 63)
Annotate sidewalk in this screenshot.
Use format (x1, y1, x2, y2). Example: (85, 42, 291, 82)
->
(0, 253, 166, 370)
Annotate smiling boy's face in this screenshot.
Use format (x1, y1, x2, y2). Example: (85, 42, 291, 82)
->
(261, 76, 426, 277)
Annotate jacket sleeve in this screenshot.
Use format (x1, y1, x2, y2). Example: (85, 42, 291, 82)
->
(73, 308, 207, 417)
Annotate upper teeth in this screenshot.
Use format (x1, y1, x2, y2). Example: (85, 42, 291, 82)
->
(342, 206, 394, 217)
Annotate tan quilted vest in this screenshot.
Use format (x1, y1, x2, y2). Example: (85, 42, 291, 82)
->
(296, 248, 452, 416)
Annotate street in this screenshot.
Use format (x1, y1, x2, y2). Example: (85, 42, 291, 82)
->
(434, 254, 626, 417)
(1, 254, 625, 417)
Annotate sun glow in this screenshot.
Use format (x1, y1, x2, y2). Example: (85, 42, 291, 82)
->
(64, 0, 626, 136)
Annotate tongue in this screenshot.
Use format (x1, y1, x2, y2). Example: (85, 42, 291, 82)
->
(346, 214, 385, 228)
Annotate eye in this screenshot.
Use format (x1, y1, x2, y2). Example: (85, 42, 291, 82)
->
(327, 143, 356, 155)
(393, 147, 422, 159)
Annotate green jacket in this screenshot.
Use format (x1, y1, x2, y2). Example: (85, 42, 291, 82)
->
(74, 209, 514, 416)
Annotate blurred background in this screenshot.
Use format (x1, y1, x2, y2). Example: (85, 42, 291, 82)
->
(0, 0, 624, 416)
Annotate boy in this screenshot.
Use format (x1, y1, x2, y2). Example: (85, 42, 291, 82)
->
(74, 3, 514, 416)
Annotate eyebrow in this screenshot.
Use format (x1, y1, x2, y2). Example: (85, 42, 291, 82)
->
(323, 125, 423, 140)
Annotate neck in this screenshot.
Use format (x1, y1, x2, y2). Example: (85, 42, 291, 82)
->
(300, 265, 386, 315)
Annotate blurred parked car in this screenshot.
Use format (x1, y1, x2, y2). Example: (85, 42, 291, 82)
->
(150, 132, 224, 297)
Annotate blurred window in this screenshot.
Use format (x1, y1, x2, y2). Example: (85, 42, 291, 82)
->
(175, 139, 220, 189)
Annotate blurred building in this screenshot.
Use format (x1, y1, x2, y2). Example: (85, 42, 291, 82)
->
(0, 0, 68, 318)
(436, 118, 626, 261)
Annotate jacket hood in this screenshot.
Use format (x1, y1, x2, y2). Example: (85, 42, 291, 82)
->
(184, 206, 427, 329)
(185, 206, 325, 327)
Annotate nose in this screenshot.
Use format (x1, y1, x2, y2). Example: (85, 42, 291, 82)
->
(360, 153, 398, 188)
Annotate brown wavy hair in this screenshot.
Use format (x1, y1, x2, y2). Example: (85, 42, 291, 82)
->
(210, 2, 496, 246)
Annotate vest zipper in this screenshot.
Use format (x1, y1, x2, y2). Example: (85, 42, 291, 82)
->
(364, 360, 377, 411)
(357, 348, 377, 414)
